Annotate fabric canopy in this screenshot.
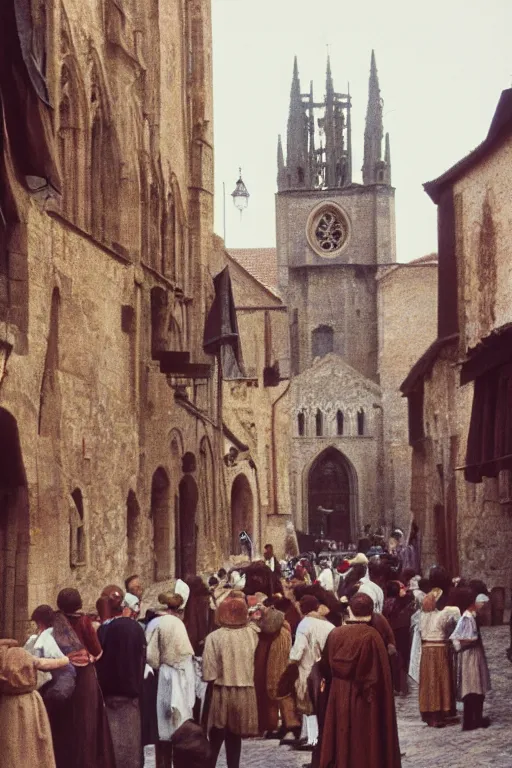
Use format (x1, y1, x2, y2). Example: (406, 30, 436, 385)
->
(203, 266, 245, 379)
(464, 362, 512, 483)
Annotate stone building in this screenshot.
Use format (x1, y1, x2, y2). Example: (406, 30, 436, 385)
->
(229, 54, 438, 550)
(0, 0, 248, 641)
(214, 241, 292, 557)
(274, 52, 437, 544)
(401, 88, 512, 595)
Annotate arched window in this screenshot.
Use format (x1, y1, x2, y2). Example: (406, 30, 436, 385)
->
(70, 488, 86, 567)
(336, 410, 344, 436)
(316, 409, 323, 437)
(312, 325, 334, 359)
(357, 408, 365, 436)
(298, 412, 305, 436)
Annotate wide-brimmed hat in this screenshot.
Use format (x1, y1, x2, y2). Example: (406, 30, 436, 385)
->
(216, 597, 248, 628)
(348, 553, 368, 567)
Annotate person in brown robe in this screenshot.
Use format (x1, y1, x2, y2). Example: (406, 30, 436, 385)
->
(254, 607, 301, 738)
(319, 593, 402, 768)
(0, 639, 70, 768)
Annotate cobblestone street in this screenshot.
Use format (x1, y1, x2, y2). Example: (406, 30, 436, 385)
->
(216, 626, 512, 768)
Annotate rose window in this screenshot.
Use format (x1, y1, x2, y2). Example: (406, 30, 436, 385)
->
(307, 204, 349, 258)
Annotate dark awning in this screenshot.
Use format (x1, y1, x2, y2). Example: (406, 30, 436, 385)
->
(460, 323, 512, 385)
(203, 266, 245, 379)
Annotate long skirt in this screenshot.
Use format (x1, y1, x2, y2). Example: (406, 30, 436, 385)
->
(53, 664, 115, 768)
(0, 690, 56, 768)
(419, 644, 454, 717)
(455, 646, 491, 700)
(208, 685, 259, 736)
(105, 695, 142, 768)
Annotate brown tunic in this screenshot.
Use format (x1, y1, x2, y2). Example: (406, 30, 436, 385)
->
(0, 646, 56, 768)
(320, 623, 401, 768)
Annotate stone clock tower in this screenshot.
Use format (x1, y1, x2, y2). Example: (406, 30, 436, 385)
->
(277, 53, 396, 542)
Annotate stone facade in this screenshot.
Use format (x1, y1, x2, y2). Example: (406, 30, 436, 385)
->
(402, 90, 512, 597)
(377, 258, 438, 534)
(0, 0, 244, 641)
(276, 55, 395, 543)
(229, 55, 439, 550)
(216, 239, 292, 557)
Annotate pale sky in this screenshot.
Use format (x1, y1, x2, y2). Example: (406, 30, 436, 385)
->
(212, 0, 512, 261)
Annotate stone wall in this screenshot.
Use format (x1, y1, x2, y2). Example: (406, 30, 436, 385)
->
(0, 0, 226, 639)
(408, 133, 512, 597)
(214, 240, 292, 559)
(377, 262, 438, 534)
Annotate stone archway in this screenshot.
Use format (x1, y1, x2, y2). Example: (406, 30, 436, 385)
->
(231, 474, 254, 554)
(151, 467, 170, 581)
(178, 452, 198, 578)
(308, 447, 354, 545)
(0, 408, 29, 640)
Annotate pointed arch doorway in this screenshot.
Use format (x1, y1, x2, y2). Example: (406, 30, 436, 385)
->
(0, 408, 29, 640)
(308, 447, 355, 544)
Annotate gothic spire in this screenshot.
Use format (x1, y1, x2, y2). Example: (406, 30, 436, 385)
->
(324, 55, 336, 187)
(286, 56, 308, 188)
(362, 50, 384, 185)
(277, 134, 286, 191)
(326, 55, 334, 96)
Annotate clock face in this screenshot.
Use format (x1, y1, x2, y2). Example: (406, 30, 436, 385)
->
(307, 202, 350, 259)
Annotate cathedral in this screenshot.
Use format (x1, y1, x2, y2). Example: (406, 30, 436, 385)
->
(231, 52, 438, 548)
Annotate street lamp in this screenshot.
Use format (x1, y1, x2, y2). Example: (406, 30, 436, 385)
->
(222, 168, 250, 245)
(231, 168, 250, 218)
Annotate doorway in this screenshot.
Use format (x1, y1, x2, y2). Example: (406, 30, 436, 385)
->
(151, 467, 171, 581)
(0, 408, 29, 640)
(231, 474, 254, 554)
(308, 447, 353, 544)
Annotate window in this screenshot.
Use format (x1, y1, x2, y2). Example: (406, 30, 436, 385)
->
(298, 412, 305, 436)
(316, 409, 323, 437)
(357, 408, 365, 436)
(336, 410, 344, 436)
(297, 167, 305, 184)
(312, 325, 333, 359)
(70, 488, 86, 567)
(307, 203, 349, 258)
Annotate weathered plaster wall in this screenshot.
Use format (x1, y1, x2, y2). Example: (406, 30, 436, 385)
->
(378, 263, 438, 533)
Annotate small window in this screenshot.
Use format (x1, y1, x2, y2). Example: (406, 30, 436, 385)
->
(70, 488, 86, 567)
(315, 409, 323, 437)
(357, 408, 365, 436)
(297, 167, 305, 184)
(336, 410, 344, 436)
(312, 325, 334, 359)
(298, 412, 305, 436)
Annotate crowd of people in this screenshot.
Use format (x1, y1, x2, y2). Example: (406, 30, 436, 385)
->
(0, 534, 504, 768)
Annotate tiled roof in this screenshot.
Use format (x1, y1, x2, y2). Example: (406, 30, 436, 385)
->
(410, 253, 438, 264)
(228, 248, 279, 295)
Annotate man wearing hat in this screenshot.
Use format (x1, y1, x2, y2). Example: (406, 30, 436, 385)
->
(202, 596, 259, 768)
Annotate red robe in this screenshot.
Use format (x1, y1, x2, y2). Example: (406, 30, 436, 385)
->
(320, 623, 401, 768)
